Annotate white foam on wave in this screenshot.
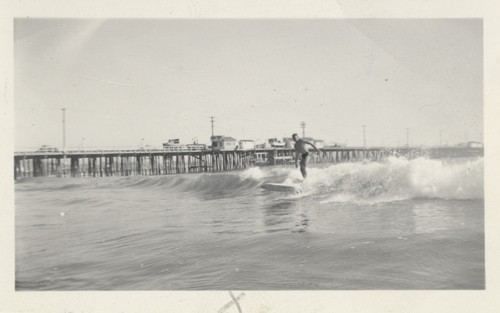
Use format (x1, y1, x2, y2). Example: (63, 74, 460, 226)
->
(238, 157, 483, 202)
(239, 166, 303, 182)
(305, 157, 483, 203)
(239, 167, 267, 180)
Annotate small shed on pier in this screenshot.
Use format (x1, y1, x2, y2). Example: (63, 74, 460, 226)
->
(211, 136, 237, 150)
(238, 140, 255, 150)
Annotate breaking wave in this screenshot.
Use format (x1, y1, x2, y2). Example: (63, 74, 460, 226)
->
(303, 157, 484, 202)
(242, 157, 483, 202)
(16, 157, 483, 202)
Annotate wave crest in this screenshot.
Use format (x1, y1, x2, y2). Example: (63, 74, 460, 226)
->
(16, 157, 483, 202)
(308, 157, 484, 202)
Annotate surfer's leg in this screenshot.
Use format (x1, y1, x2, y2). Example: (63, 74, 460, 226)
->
(300, 155, 309, 178)
(299, 159, 305, 178)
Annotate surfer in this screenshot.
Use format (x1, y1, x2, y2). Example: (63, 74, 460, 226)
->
(292, 133, 321, 179)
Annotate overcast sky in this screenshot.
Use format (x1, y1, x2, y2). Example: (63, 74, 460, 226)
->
(14, 19, 482, 149)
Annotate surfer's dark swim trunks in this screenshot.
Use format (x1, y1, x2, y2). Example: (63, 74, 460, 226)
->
(301, 152, 309, 159)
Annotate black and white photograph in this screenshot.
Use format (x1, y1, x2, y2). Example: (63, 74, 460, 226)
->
(13, 18, 484, 290)
(2, 1, 500, 312)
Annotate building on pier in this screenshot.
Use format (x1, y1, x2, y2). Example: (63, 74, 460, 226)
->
(314, 139, 325, 148)
(268, 138, 285, 148)
(457, 141, 483, 148)
(238, 140, 255, 150)
(163, 139, 206, 152)
(253, 152, 269, 165)
(283, 137, 294, 148)
(211, 136, 237, 150)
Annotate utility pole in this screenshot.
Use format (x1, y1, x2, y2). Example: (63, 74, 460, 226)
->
(210, 116, 215, 138)
(210, 116, 215, 152)
(362, 125, 366, 149)
(61, 108, 66, 176)
(300, 121, 306, 138)
(406, 128, 410, 147)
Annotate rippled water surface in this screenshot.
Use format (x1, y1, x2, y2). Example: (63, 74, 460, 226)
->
(15, 157, 484, 290)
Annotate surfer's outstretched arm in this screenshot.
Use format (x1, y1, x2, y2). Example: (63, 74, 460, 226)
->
(304, 141, 321, 153)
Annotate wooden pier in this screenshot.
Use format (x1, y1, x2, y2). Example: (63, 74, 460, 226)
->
(13, 146, 483, 179)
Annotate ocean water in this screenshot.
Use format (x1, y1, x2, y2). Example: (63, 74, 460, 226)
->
(15, 157, 484, 290)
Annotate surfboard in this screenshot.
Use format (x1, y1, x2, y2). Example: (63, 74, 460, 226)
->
(261, 183, 302, 192)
